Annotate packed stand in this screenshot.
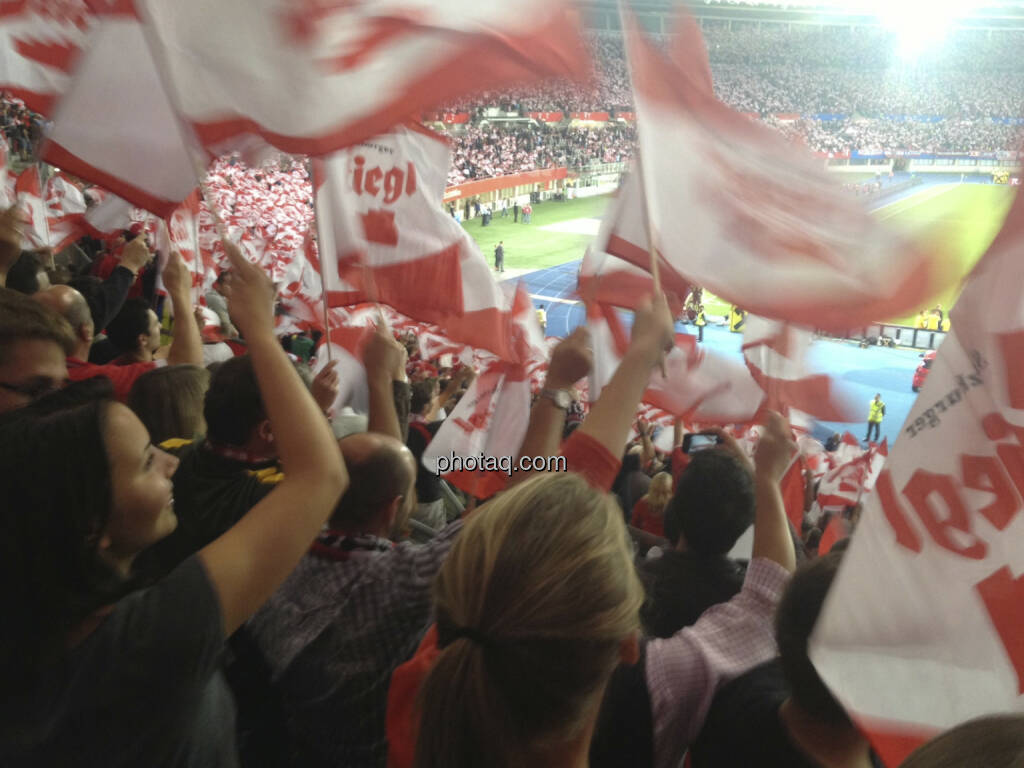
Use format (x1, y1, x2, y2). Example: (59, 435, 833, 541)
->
(446, 123, 636, 185)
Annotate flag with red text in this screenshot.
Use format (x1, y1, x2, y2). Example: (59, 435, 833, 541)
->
(314, 123, 542, 364)
(810, 186, 1024, 766)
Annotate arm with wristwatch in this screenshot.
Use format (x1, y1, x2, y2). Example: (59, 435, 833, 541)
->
(508, 327, 593, 488)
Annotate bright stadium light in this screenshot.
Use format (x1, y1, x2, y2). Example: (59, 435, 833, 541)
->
(871, 0, 970, 60)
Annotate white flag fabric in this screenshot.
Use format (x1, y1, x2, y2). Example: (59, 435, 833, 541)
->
(137, 0, 588, 157)
(578, 173, 690, 313)
(616, 7, 954, 331)
(14, 166, 50, 249)
(80, 190, 153, 239)
(586, 302, 765, 424)
(41, 7, 200, 216)
(810, 188, 1024, 766)
(314, 123, 542, 364)
(741, 316, 857, 422)
(421, 360, 532, 499)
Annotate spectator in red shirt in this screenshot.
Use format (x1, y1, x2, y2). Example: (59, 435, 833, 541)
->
(105, 299, 162, 365)
(33, 250, 202, 401)
(631, 471, 672, 538)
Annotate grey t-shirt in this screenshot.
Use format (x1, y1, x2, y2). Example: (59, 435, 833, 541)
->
(2, 557, 237, 767)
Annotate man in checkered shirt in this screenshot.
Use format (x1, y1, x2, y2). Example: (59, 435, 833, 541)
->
(247, 430, 458, 767)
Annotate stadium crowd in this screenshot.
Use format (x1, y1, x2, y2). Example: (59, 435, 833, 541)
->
(447, 123, 636, 185)
(436, 25, 1024, 180)
(1, 195, 1020, 765)
(1, 14, 1023, 766)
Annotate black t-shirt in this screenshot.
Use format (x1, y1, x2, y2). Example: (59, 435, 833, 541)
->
(406, 421, 443, 503)
(691, 660, 887, 768)
(1, 557, 237, 767)
(637, 551, 746, 639)
(691, 660, 815, 768)
(134, 441, 278, 582)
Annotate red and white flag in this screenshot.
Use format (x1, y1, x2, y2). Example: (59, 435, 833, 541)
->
(614, 6, 954, 330)
(41, 6, 200, 216)
(14, 165, 50, 249)
(422, 359, 532, 499)
(815, 439, 887, 511)
(43, 172, 87, 250)
(587, 302, 765, 425)
(741, 316, 856, 422)
(810, 187, 1024, 766)
(137, 0, 589, 157)
(314, 123, 542, 364)
(80, 189, 154, 240)
(0, 2, 90, 115)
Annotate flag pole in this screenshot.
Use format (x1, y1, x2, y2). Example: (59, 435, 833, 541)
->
(308, 159, 335, 363)
(619, 0, 668, 377)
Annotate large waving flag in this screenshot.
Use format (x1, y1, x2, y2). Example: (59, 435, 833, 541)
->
(0, 2, 90, 115)
(40, 5, 200, 216)
(810, 186, 1024, 766)
(615, 6, 954, 330)
(137, 0, 589, 157)
(314, 123, 541, 364)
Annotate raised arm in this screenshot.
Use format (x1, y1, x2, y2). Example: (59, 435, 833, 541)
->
(161, 250, 203, 367)
(198, 243, 347, 635)
(427, 365, 471, 421)
(511, 327, 593, 486)
(579, 294, 674, 458)
(751, 411, 798, 572)
(365, 324, 407, 441)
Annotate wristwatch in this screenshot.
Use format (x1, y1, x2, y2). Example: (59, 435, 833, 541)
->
(540, 388, 572, 410)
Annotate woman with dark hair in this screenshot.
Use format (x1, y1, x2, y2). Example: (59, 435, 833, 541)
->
(0, 243, 348, 766)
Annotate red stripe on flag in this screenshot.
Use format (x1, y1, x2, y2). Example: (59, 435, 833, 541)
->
(186, 10, 587, 157)
(996, 330, 1024, 410)
(41, 140, 183, 217)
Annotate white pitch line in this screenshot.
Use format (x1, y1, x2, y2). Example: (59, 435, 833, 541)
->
(530, 293, 580, 306)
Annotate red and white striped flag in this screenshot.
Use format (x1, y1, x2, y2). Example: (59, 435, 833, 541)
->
(137, 0, 589, 157)
(614, 6, 955, 331)
(313, 123, 542, 365)
(0, 1, 90, 115)
(810, 186, 1024, 766)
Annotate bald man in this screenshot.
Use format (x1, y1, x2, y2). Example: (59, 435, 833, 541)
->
(33, 251, 201, 400)
(248, 431, 463, 767)
(0, 288, 74, 413)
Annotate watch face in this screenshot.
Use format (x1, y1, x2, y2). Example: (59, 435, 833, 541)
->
(551, 390, 570, 409)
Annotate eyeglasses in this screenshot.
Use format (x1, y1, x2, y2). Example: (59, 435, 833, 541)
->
(0, 378, 67, 400)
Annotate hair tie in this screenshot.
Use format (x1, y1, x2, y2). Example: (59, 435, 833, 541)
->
(446, 625, 494, 649)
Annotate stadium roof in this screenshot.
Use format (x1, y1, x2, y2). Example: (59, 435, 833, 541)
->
(586, 0, 1024, 32)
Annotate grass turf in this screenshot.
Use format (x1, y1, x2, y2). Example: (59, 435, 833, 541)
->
(462, 183, 1014, 323)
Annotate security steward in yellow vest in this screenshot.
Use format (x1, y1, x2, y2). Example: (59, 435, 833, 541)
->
(695, 305, 707, 342)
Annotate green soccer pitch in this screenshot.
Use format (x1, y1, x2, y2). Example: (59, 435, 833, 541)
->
(462, 182, 1014, 324)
